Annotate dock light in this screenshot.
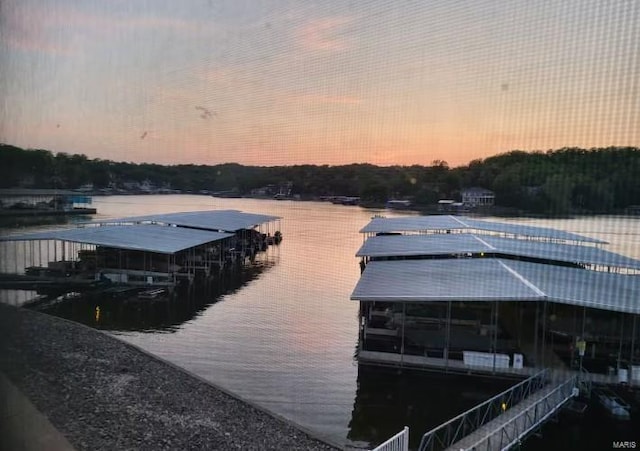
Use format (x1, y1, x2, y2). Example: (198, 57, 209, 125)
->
(480, 252, 485, 257)
(95, 306, 101, 323)
(501, 402, 507, 412)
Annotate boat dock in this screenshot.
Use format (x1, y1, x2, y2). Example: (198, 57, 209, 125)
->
(0, 209, 282, 292)
(0, 188, 96, 217)
(354, 215, 640, 450)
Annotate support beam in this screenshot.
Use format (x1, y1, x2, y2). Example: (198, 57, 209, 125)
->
(491, 301, 498, 374)
(401, 302, 406, 367)
(617, 314, 625, 370)
(541, 302, 548, 367)
(533, 302, 539, 367)
(578, 307, 586, 374)
(445, 301, 452, 370)
(630, 315, 637, 366)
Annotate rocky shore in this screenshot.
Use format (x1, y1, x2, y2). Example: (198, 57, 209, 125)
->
(0, 304, 340, 450)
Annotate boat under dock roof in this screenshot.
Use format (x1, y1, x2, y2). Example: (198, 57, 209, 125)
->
(351, 258, 640, 314)
(0, 224, 234, 254)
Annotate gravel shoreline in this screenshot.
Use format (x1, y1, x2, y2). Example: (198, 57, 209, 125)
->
(0, 304, 341, 450)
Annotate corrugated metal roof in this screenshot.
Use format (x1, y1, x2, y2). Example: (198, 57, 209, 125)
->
(0, 225, 233, 254)
(359, 215, 606, 244)
(501, 260, 640, 314)
(351, 259, 543, 303)
(103, 210, 279, 232)
(356, 234, 640, 270)
(351, 259, 640, 314)
(462, 218, 606, 244)
(360, 215, 466, 233)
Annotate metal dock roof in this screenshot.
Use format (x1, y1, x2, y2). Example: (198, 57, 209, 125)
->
(0, 225, 233, 254)
(102, 210, 280, 232)
(359, 215, 606, 244)
(351, 259, 640, 314)
(356, 234, 640, 270)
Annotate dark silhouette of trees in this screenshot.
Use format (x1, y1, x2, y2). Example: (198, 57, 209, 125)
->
(1, 143, 639, 214)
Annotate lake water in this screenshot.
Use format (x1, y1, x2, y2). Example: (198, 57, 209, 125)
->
(2, 195, 639, 449)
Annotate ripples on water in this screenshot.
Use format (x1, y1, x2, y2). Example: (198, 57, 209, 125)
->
(2, 195, 640, 449)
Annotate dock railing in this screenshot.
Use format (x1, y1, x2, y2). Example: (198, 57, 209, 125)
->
(372, 427, 409, 451)
(464, 374, 577, 451)
(417, 369, 549, 451)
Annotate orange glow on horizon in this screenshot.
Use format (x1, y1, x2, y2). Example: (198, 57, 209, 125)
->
(1, 1, 637, 168)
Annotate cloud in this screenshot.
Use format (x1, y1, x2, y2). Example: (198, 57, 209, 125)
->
(297, 17, 353, 51)
(2, 2, 211, 55)
(1, 3, 76, 55)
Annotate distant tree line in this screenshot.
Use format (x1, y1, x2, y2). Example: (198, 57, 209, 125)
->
(1, 143, 639, 215)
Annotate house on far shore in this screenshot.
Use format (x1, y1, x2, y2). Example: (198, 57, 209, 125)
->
(462, 187, 495, 208)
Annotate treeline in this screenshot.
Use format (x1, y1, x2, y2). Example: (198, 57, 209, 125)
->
(1, 143, 639, 214)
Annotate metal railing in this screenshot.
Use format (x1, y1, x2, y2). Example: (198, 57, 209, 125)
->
(418, 369, 549, 451)
(372, 427, 410, 451)
(465, 374, 577, 451)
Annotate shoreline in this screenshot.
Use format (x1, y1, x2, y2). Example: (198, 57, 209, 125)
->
(0, 304, 341, 450)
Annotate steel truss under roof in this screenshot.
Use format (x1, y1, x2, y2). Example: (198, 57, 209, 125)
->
(0, 224, 233, 254)
(351, 258, 640, 314)
(360, 215, 606, 244)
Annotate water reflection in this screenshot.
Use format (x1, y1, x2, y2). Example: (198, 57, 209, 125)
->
(347, 364, 517, 449)
(33, 256, 276, 333)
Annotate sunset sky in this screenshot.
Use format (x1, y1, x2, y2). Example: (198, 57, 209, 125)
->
(1, 0, 638, 167)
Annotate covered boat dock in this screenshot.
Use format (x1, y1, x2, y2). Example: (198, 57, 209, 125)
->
(0, 210, 281, 288)
(352, 215, 640, 384)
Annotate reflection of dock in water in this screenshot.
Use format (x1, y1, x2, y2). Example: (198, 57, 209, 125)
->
(347, 364, 516, 450)
(31, 256, 276, 333)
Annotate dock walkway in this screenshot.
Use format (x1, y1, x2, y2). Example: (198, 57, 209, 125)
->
(444, 375, 576, 451)
(358, 350, 634, 386)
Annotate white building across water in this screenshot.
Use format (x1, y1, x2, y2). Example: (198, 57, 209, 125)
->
(352, 215, 640, 385)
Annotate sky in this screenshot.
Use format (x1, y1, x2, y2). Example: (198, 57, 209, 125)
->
(0, 0, 638, 167)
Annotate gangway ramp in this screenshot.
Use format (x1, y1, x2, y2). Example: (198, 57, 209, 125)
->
(418, 369, 577, 451)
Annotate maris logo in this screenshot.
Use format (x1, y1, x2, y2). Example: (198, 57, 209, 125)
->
(613, 442, 636, 449)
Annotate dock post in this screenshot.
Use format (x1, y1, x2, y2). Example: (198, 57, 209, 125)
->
(580, 307, 586, 374)
(400, 302, 405, 368)
(533, 302, 539, 367)
(630, 315, 637, 371)
(616, 314, 624, 371)
(541, 301, 548, 368)
(445, 301, 451, 370)
(492, 301, 498, 374)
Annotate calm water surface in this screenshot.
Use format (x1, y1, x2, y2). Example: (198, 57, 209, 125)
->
(2, 195, 639, 449)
